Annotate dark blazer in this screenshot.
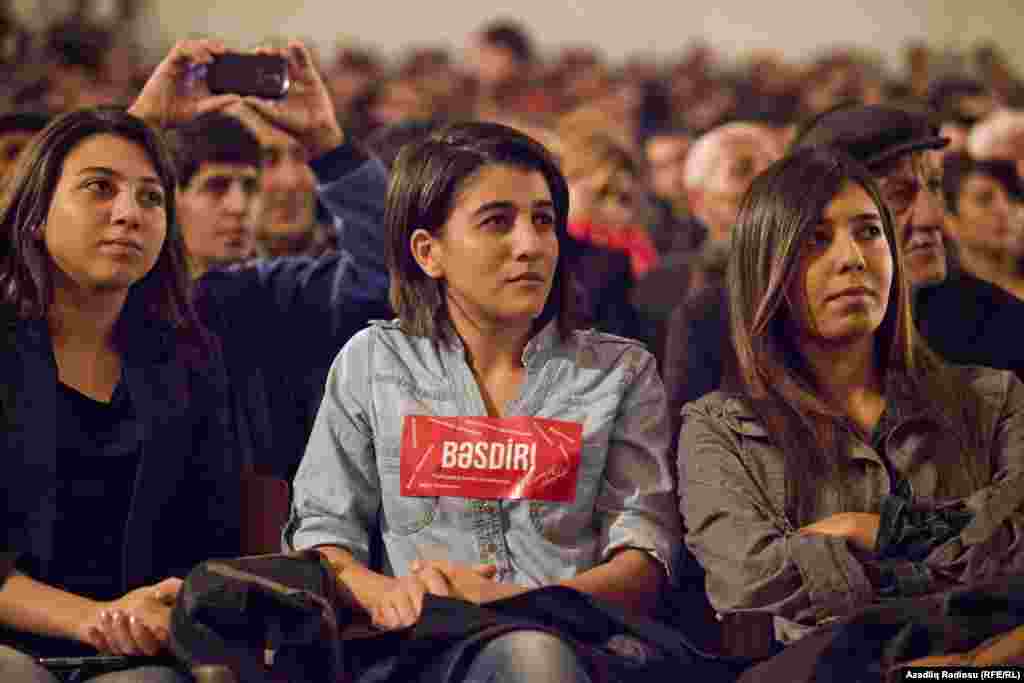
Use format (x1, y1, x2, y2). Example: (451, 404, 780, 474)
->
(915, 269, 1024, 380)
(0, 313, 242, 594)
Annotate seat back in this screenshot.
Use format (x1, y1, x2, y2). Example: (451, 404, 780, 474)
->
(661, 544, 778, 662)
(240, 472, 290, 555)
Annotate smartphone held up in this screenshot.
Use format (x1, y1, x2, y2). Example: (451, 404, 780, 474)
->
(205, 53, 290, 99)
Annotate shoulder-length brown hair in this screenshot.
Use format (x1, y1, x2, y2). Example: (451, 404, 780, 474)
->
(0, 107, 209, 356)
(727, 146, 985, 522)
(386, 120, 579, 343)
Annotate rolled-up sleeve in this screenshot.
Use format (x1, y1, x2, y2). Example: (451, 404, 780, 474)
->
(284, 329, 381, 564)
(679, 406, 874, 630)
(597, 350, 682, 579)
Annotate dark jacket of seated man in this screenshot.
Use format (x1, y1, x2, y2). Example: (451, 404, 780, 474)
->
(193, 140, 393, 481)
(914, 266, 1024, 381)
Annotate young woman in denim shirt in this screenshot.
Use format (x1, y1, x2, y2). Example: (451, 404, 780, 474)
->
(287, 121, 682, 683)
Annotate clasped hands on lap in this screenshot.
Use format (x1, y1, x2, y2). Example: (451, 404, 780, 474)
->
(79, 578, 182, 657)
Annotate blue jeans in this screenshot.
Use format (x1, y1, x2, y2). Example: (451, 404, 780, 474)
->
(0, 645, 188, 683)
(459, 630, 592, 683)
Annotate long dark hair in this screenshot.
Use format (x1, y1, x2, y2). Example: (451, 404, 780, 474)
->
(0, 107, 210, 358)
(727, 147, 986, 523)
(386, 120, 579, 343)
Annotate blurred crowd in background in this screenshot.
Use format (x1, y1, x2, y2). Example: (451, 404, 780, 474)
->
(3, 9, 1024, 362)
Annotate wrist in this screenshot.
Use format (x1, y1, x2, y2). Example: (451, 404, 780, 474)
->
(72, 599, 107, 645)
(308, 121, 344, 159)
(487, 582, 528, 603)
(335, 562, 389, 613)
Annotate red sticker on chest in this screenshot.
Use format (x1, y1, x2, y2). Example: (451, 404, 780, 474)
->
(399, 415, 584, 502)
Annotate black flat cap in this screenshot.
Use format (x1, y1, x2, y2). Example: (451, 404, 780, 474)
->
(791, 103, 949, 168)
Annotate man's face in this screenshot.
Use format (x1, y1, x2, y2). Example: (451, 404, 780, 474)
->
(692, 136, 776, 244)
(873, 154, 948, 289)
(946, 171, 1018, 257)
(177, 162, 259, 273)
(645, 134, 691, 206)
(252, 124, 317, 241)
(371, 80, 431, 127)
(470, 40, 521, 89)
(971, 118, 1024, 180)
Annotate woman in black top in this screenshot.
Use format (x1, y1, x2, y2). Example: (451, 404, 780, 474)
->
(0, 108, 242, 682)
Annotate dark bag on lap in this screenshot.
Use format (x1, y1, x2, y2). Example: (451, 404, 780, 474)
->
(168, 551, 349, 683)
(168, 552, 740, 683)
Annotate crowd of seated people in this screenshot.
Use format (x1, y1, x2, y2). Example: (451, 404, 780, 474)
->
(3, 8, 1024, 683)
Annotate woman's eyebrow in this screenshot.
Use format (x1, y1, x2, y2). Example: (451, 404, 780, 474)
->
(76, 166, 161, 185)
(472, 199, 554, 216)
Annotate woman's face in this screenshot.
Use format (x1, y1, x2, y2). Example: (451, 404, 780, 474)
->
(43, 133, 167, 293)
(787, 181, 893, 346)
(567, 161, 638, 227)
(412, 163, 559, 330)
(947, 172, 1017, 256)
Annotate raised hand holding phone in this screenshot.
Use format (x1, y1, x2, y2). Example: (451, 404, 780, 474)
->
(128, 39, 243, 129)
(240, 41, 344, 159)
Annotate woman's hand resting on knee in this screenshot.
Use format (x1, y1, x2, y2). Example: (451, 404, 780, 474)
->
(336, 562, 453, 630)
(411, 561, 526, 605)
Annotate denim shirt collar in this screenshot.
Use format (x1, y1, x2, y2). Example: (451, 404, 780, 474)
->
(442, 318, 563, 367)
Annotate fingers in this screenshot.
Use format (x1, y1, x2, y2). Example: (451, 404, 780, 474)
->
(249, 42, 310, 84)
(101, 610, 138, 655)
(169, 38, 228, 68)
(240, 96, 280, 120)
(369, 576, 428, 630)
(286, 42, 314, 81)
(413, 558, 496, 579)
(127, 614, 165, 656)
(371, 603, 404, 630)
(195, 93, 244, 116)
(100, 609, 168, 656)
(241, 96, 298, 135)
(85, 624, 114, 654)
(391, 589, 421, 628)
(252, 45, 288, 59)
(472, 564, 498, 578)
(370, 596, 417, 630)
(412, 564, 452, 598)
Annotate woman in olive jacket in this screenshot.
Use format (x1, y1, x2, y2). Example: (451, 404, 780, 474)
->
(678, 148, 1024, 679)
